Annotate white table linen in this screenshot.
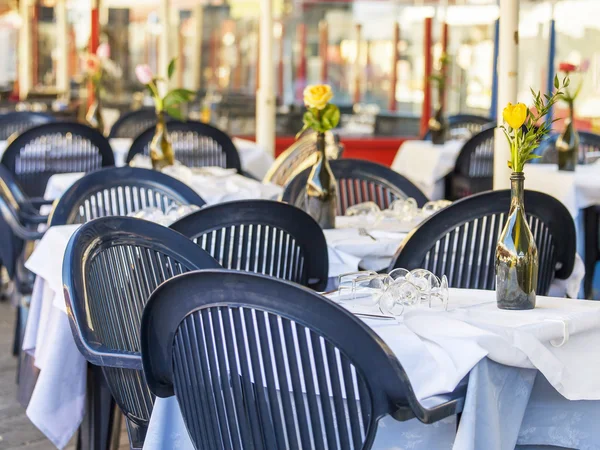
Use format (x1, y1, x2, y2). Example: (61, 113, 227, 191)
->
(391, 140, 464, 200)
(143, 289, 600, 450)
(43, 168, 282, 205)
(0, 137, 273, 180)
(22, 219, 585, 448)
(522, 164, 600, 218)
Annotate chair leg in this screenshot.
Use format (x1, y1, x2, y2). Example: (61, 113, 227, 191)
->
(12, 305, 20, 357)
(78, 364, 116, 450)
(125, 419, 148, 450)
(583, 207, 599, 299)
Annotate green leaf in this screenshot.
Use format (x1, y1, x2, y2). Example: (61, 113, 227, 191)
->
(321, 105, 340, 131)
(526, 154, 542, 161)
(554, 75, 559, 90)
(167, 58, 177, 80)
(163, 88, 195, 110)
(165, 106, 184, 120)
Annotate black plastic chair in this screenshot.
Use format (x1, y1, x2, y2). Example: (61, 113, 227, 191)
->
(125, 120, 242, 172)
(424, 114, 493, 141)
(263, 132, 344, 186)
(389, 189, 576, 296)
(49, 166, 206, 226)
(447, 124, 495, 200)
(170, 200, 329, 290)
(0, 111, 55, 141)
(1, 122, 115, 198)
(282, 158, 429, 215)
(141, 269, 466, 450)
(63, 217, 220, 449)
(108, 108, 161, 139)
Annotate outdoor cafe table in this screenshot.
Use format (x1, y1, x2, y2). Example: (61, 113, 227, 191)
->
(390, 140, 464, 200)
(143, 289, 600, 450)
(23, 209, 584, 448)
(0, 136, 273, 180)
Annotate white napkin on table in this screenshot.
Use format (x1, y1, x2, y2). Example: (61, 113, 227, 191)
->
(324, 228, 407, 275)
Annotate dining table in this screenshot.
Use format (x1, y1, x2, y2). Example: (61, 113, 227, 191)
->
(143, 288, 600, 450)
(0, 136, 273, 180)
(390, 139, 464, 200)
(22, 203, 586, 448)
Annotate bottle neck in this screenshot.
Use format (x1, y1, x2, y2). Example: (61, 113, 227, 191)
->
(510, 172, 525, 211)
(316, 132, 326, 155)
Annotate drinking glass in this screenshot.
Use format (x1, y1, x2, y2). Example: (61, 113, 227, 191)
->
(351, 274, 393, 305)
(379, 279, 420, 317)
(337, 271, 377, 301)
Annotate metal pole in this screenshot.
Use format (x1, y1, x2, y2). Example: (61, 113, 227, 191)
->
(388, 22, 400, 112)
(256, 0, 275, 155)
(295, 23, 307, 103)
(546, 14, 557, 127)
(56, 0, 69, 98)
(494, 0, 519, 190)
(192, 5, 203, 91)
(158, 0, 171, 84)
(419, 17, 433, 137)
(319, 20, 328, 84)
(353, 23, 362, 105)
(490, 18, 500, 119)
(18, 0, 31, 100)
(88, 0, 100, 107)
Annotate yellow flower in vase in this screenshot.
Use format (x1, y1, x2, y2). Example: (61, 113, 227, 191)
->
(303, 85, 334, 110)
(502, 102, 528, 130)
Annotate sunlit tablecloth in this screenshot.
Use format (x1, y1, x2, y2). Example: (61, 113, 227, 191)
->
(521, 164, 600, 218)
(43, 166, 282, 205)
(143, 289, 600, 450)
(0, 136, 273, 180)
(390, 140, 464, 200)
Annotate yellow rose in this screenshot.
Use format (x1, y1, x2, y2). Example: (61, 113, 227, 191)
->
(502, 102, 528, 129)
(303, 84, 333, 110)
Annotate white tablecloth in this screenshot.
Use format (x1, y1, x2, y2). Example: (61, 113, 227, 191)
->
(143, 289, 600, 450)
(0, 136, 273, 180)
(22, 219, 585, 448)
(391, 140, 464, 200)
(43, 167, 282, 205)
(324, 218, 585, 299)
(522, 164, 600, 218)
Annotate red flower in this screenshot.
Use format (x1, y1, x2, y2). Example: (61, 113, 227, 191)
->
(558, 62, 577, 73)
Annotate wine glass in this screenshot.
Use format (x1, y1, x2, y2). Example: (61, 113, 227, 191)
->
(337, 271, 377, 301)
(351, 273, 393, 305)
(379, 279, 420, 317)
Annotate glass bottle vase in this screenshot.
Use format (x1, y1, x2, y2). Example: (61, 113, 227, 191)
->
(304, 132, 337, 229)
(495, 172, 538, 310)
(556, 102, 580, 171)
(85, 88, 105, 135)
(428, 104, 447, 145)
(150, 111, 175, 170)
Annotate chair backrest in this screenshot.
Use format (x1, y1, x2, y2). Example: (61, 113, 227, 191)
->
(49, 166, 206, 226)
(141, 270, 457, 450)
(126, 120, 242, 171)
(0, 111, 55, 141)
(170, 200, 329, 290)
(0, 122, 115, 198)
(63, 217, 220, 447)
(423, 114, 493, 141)
(282, 158, 429, 215)
(107, 108, 160, 139)
(450, 124, 496, 198)
(263, 131, 344, 186)
(536, 131, 600, 164)
(389, 189, 576, 296)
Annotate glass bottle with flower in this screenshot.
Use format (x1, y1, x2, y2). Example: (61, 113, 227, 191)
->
(135, 59, 195, 170)
(297, 84, 340, 229)
(495, 76, 566, 310)
(428, 53, 450, 145)
(83, 43, 121, 133)
(557, 62, 585, 170)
